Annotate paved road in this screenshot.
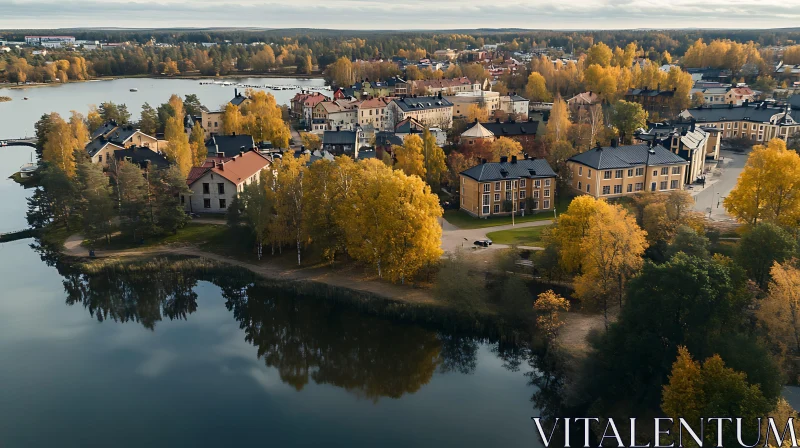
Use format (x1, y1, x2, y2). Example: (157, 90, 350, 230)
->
(691, 149, 749, 221)
(440, 217, 553, 253)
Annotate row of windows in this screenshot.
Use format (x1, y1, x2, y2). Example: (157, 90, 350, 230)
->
(578, 165, 681, 179)
(482, 179, 550, 192)
(203, 198, 227, 209)
(481, 199, 551, 215)
(578, 179, 680, 195)
(202, 183, 226, 195)
(488, 189, 550, 202)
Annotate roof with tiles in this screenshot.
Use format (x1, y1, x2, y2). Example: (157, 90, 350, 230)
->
(568, 143, 688, 170)
(392, 95, 453, 112)
(205, 151, 270, 186)
(682, 103, 793, 124)
(461, 158, 556, 182)
(480, 119, 539, 137)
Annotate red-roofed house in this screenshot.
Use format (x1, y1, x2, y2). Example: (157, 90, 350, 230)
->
(302, 94, 329, 128)
(183, 151, 271, 214)
(725, 87, 756, 105)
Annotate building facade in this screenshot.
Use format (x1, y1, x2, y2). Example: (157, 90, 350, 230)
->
(184, 151, 270, 214)
(679, 101, 798, 143)
(459, 157, 557, 217)
(387, 95, 454, 129)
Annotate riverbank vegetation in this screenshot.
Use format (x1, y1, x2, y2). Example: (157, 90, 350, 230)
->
(0, 95, 11, 102)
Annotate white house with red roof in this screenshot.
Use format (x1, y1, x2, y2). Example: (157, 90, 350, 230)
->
(183, 151, 271, 214)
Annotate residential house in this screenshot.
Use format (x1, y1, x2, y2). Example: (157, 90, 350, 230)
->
(625, 87, 676, 117)
(112, 146, 170, 171)
(447, 90, 500, 118)
(184, 151, 271, 214)
(387, 94, 454, 129)
(459, 121, 495, 146)
(312, 99, 359, 133)
(459, 156, 557, 217)
(566, 141, 689, 198)
(351, 80, 391, 98)
(322, 128, 365, 158)
(392, 117, 446, 146)
(302, 94, 330, 129)
(691, 87, 728, 105)
(87, 121, 161, 167)
(205, 134, 256, 158)
(499, 94, 530, 120)
(634, 121, 721, 184)
(566, 91, 601, 113)
(357, 97, 391, 131)
(386, 76, 409, 96)
(679, 101, 798, 142)
(459, 118, 540, 149)
(725, 87, 756, 105)
(775, 62, 800, 82)
(410, 77, 480, 95)
(200, 89, 252, 138)
(433, 49, 458, 60)
(687, 68, 732, 83)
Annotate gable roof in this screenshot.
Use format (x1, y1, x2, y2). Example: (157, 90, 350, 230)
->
(568, 144, 688, 170)
(567, 91, 600, 104)
(395, 117, 425, 134)
(480, 120, 539, 137)
(86, 140, 125, 157)
(625, 88, 675, 98)
(392, 96, 453, 112)
(461, 121, 494, 138)
(323, 130, 358, 145)
(358, 97, 390, 109)
(375, 131, 404, 147)
(304, 95, 328, 108)
(682, 103, 793, 124)
(205, 134, 256, 158)
(230, 93, 248, 107)
(114, 146, 170, 170)
(411, 77, 475, 90)
(198, 151, 270, 186)
(461, 158, 556, 182)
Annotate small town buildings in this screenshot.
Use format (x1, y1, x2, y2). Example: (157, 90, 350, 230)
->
(447, 90, 501, 118)
(312, 100, 359, 132)
(87, 122, 161, 166)
(387, 94, 454, 129)
(775, 62, 800, 82)
(691, 87, 728, 105)
(459, 118, 540, 148)
(433, 49, 458, 60)
(459, 156, 557, 217)
(459, 121, 495, 146)
(200, 89, 251, 138)
(291, 91, 326, 118)
(357, 97, 391, 132)
(205, 134, 256, 158)
(679, 101, 798, 142)
(302, 94, 330, 128)
(624, 87, 676, 117)
(184, 151, 271, 214)
(322, 128, 365, 158)
(499, 94, 530, 120)
(566, 91, 601, 112)
(25, 35, 75, 47)
(566, 141, 689, 199)
(725, 87, 756, 105)
(410, 77, 480, 95)
(113, 146, 170, 171)
(634, 122, 721, 184)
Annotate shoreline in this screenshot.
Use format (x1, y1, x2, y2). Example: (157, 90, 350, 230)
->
(1, 72, 326, 90)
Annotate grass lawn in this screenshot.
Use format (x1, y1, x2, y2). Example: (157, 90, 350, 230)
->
(443, 195, 571, 229)
(95, 223, 230, 251)
(486, 226, 547, 246)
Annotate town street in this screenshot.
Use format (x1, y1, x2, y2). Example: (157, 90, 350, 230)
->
(691, 149, 749, 221)
(440, 217, 553, 253)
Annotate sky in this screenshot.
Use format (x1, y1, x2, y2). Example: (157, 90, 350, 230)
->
(1, 0, 800, 30)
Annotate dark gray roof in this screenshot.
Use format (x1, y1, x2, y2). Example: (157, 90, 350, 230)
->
(88, 122, 139, 155)
(85, 139, 124, 157)
(626, 88, 675, 98)
(392, 96, 453, 112)
(323, 130, 357, 145)
(480, 120, 539, 136)
(230, 93, 247, 106)
(682, 103, 792, 124)
(568, 144, 688, 170)
(461, 158, 555, 182)
(205, 134, 255, 157)
(505, 94, 528, 102)
(375, 131, 403, 147)
(789, 95, 800, 110)
(114, 147, 170, 170)
(395, 118, 424, 134)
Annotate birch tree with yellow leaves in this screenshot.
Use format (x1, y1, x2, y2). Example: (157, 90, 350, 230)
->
(42, 112, 78, 178)
(393, 134, 426, 178)
(163, 94, 192, 176)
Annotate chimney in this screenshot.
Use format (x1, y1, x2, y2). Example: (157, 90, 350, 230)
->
(511, 155, 517, 164)
(235, 88, 238, 97)
(232, 132, 236, 136)
(500, 156, 508, 163)
(610, 138, 618, 148)
(595, 141, 603, 151)
(495, 118, 500, 123)
(239, 150, 244, 157)
(481, 158, 487, 164)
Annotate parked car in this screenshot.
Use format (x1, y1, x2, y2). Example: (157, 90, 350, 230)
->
(473, 239, 492, 247)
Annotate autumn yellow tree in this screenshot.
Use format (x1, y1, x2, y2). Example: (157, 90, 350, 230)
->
(465, 104, 489, 123)
(86, 105, 104, 133)
(549, 195, 604, 273)
(422, 128, 447, 187)
(189, 124, 206, 167)
(489, 137, 523, 162)
(300, 132, 321, 151)
(324, 57, 354, 87)
(661, 346, 704, 426)
(725, 138, 800, 227)
(586, 42, 613, 67)
(574, 201, 647, 327)
(525, 72, 552, 102)
(757, 260, 800, 355)
(272, 153, 310, 266)
(221, 103, 244, 135)
(163, 94, 192, 176)
(534, 290, 570, 342)
(545, 95, 571, 143)
(69, 111, 89, 150)
(42, 112, 78, 177)
(242, 89, 291, 148)
(393, 134, 426, 178)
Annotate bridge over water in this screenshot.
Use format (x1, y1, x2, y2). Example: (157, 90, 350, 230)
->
(1, 138, 37, 148)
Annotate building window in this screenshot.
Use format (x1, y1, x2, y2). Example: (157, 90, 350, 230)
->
(506, 181, 512, 190)
(604, 170, 612, 179)
(635, 182, 643, 191)
(661, 167, 669, 176)
(202, 183, 210, 194)
(505, 191, 512, 201)
(627, 169, 633, 177)
(602, 185, 610, 195)
(534, 180, 541, 188)
(519, 200, 525, 211)
(577, 181, 582, 190)
(533, 191, 540, 199)
(653, 170, 658, 177)
(544, 189, 550, 198)
(218, 183, 225, 194)
(520, 179, 526, 187)
(543, 200, 550, 209)
(482, 194, 490, 206)
(545, 179, 551, 187)
(660, 181, 668, 190)
(627, 184, 633, 193)
(587, 184, 591, 193)
(98, 155, 103, 163)
(483, 205, 490, 214)
(672, 166, 681, 174)
(493, 204, 500, 214)
(533, 200, 539, 210)
(483, 183, 490, 193)
(615, 170, 623, 179)
(203, 198, 211, 209)
(613, 185, 622, 194)
(219, 199, 227, 209)
(579, 166, 583, 176)
(180, 195, 185, 204)
(671, 180, 679, 189)
(494, 193, 500, 202)
(519, 191, 526, 199)
(588, 169, 592, 178)
(636, 168, 644, 176)
(495, 182, 501, 191)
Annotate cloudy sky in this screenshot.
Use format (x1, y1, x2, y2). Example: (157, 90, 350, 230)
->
(1, 0, 799, 29)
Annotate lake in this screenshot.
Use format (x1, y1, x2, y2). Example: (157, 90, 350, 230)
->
(0, 77, 328, 138)
(0, 78, 553, 447)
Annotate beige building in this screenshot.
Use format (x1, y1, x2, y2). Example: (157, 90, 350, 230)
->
(459, 157, 557, 217)
(387, 95, 454, 129)
(447, 90, 500, 118)
(86, 122, 161, 166)
(184, 151, 271, 214)
(635, 123, 721, 185)
(499, 94, 530, 120)
(680, 102, 798, 143)
(410, 77, 481, 95)
(312, 99, 359, 133)
(357, 97, 391, 131)
(566, 142, 689, 198)
(200, 89, 251, 138)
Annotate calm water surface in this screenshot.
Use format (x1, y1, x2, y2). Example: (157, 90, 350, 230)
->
(0, 78, 553, 447)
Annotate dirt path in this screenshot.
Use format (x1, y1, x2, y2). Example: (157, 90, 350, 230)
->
(557, 306, 619, 361)
(62, 234, 440, 307)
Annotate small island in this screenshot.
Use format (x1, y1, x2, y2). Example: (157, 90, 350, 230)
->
(0, 96, 12, 102)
